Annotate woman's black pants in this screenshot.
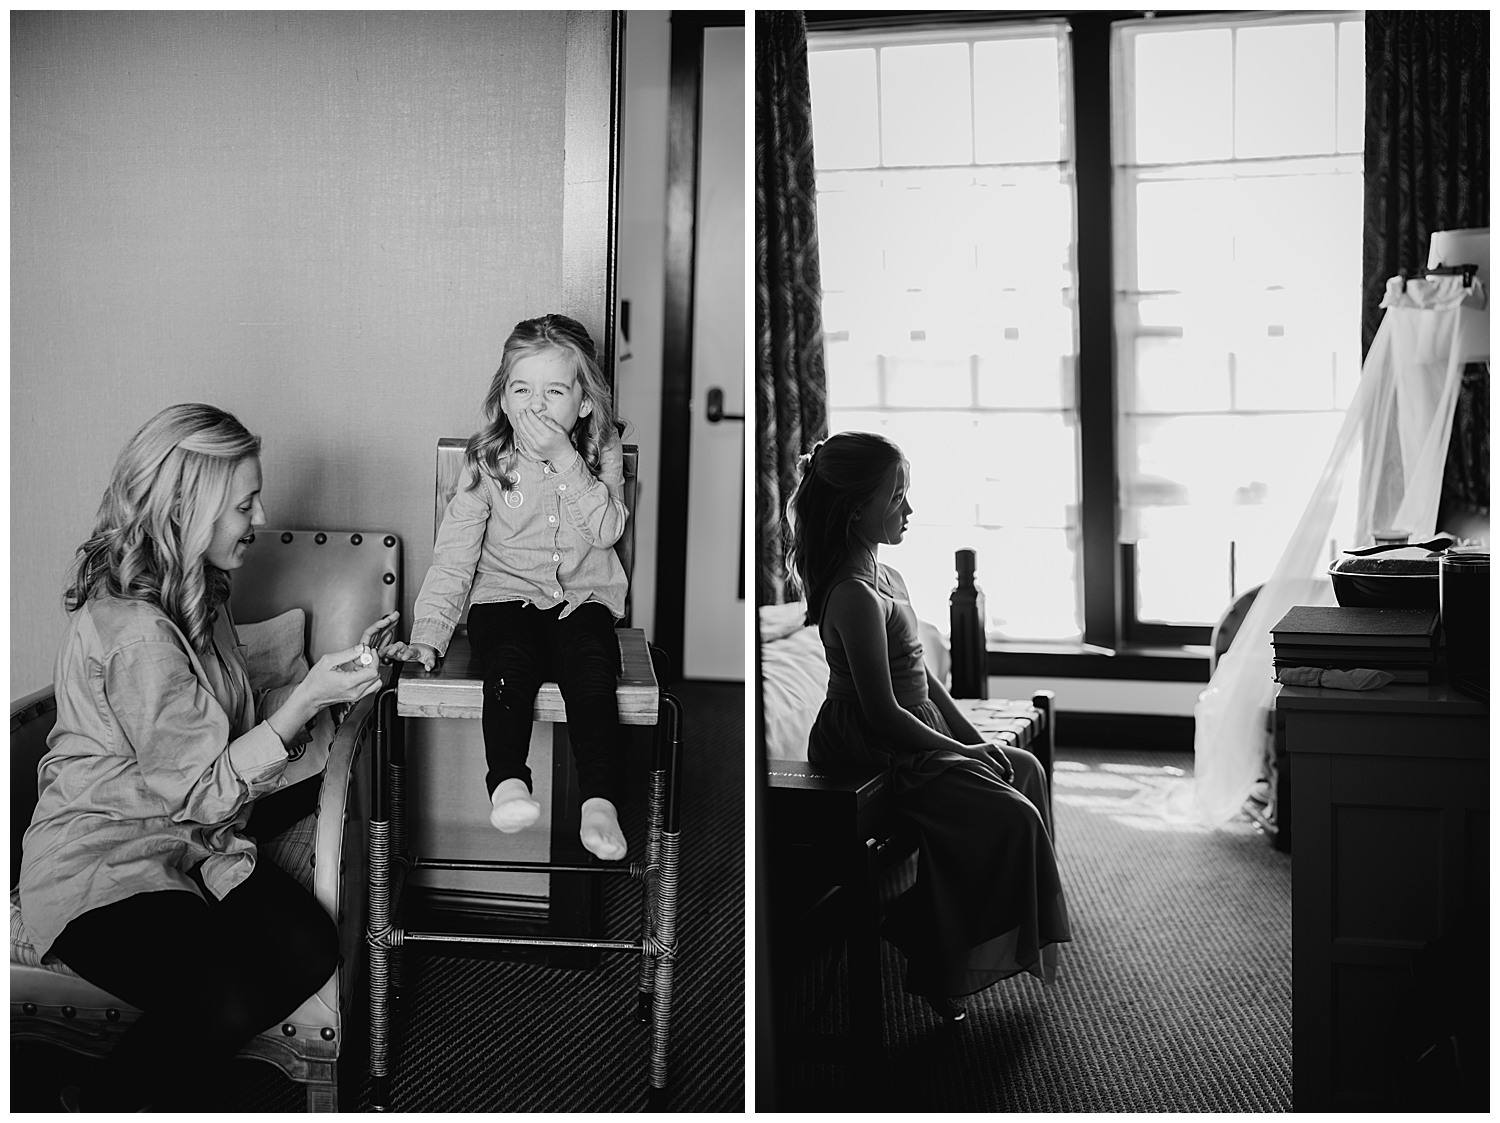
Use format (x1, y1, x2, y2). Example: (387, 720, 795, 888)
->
(48, 781, 338, 1111)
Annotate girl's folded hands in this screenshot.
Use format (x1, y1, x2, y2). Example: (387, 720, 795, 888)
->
(956, 743, 1015, 783)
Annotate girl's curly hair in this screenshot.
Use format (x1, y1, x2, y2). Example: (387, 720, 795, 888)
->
(464, 313, 620, 492)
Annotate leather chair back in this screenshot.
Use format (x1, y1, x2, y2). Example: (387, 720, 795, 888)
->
(434, 438, 638, 625)
(11, 689, 58, 889)
(1210, 583, 1263, 675)
(231, 530, 403, 660)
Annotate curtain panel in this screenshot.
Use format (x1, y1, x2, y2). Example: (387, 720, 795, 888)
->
(754, 10, 828, 607)
(1361, 11, 1490, 359)
(1361, 11, 1489, 539)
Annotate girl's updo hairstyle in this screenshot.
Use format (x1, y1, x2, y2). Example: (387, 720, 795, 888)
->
(785, 430, 906, 626)
(65, 403, 262, 654)
(465, 313, 620, 492)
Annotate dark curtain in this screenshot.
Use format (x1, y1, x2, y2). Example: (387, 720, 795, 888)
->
(1361, 11, 1489, 358)
(1361, 12, 1490, 533)
(754, 10, 828, 607)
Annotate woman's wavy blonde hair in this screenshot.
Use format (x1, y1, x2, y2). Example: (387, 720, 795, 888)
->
(65, 403, 261, 654)
(464, 313, 619, 492)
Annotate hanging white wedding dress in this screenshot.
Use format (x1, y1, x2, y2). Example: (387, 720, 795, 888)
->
(1174, 236, 1488, 828)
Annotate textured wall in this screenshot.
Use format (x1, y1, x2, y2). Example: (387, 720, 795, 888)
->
(616, 10, 671, 642)
(11, 11, 612, 693)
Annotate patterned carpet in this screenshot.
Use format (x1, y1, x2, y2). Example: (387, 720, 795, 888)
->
(10, 680, 746, 1113)
(770, 746, 1295, 1112)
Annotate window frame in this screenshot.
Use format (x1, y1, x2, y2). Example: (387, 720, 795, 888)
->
(802, 9, 1360, 681)
(808, 19, 1085, 645)
(1110, 10, 1365, 648)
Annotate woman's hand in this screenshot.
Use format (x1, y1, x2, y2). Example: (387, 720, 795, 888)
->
(266, 645, 383, 747)
(361, 610, 401, 660)
(300, 646, 384, 708)
(513, 408, 578, 467)
(384, 641, 438, 672)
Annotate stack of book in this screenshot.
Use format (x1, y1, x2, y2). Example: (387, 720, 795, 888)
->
(1270, 605, 1440, 684)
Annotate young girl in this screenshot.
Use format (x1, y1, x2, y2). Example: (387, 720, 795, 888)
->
(386, 314, 631, 862)
(786, 431, 1072, 1022)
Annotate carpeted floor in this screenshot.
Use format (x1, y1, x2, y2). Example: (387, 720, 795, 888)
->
(11, 679, 745, 1113)
(770, 745, 1295, 1112)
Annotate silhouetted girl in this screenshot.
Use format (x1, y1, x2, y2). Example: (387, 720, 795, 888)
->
(787, 430, 1071, 1021)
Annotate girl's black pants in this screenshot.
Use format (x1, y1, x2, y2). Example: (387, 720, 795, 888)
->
(466, 599, 624, 806)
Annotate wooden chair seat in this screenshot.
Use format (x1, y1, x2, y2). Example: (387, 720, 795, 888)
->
(396, 630, 659, 725)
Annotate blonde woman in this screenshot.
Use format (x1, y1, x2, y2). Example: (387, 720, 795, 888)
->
(18, 403, 395, 1111)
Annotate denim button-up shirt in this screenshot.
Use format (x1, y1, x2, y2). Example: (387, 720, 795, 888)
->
(19, 596, 292, 959)
(410, 437, 629, 657)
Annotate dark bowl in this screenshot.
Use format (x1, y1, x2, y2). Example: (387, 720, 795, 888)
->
(1328, 563, 1440, 609)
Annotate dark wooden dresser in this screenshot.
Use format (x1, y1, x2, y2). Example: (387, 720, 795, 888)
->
(1279, 679, 1488, 1110)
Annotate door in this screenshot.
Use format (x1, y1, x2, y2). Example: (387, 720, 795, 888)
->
(680, 23, 745, 682)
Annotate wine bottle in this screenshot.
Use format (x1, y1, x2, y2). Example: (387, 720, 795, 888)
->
(949, 548, 988, 699)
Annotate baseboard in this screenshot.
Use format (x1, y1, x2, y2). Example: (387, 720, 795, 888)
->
(1055, 711, 1195, 754)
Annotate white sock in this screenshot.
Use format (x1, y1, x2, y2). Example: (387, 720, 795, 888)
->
(489, 778, 541, 833)
(579, 797, 627, 861)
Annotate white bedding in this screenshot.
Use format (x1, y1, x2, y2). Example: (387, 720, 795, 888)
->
(760, 602, 949, 762)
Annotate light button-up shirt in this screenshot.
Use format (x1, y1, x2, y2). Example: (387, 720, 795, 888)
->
(410, 437, 629, 656)
(19, 596, 293, 959)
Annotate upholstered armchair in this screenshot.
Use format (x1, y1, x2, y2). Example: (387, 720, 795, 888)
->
(10, 528, 401, 1112)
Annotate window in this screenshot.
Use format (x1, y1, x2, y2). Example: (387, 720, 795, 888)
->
(807, 12, 1365, 650)
(808, 23, 1083, 640)
(1115, 13, 1366, 637)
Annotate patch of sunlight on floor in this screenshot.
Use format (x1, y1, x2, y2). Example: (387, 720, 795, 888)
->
(1054, 771, 1142, 791)
(1098, 762, 1187, 777)
(1107, 813, 1210, 834)
(1051, 756, 1261, 836)
(1058, 793, 1141, 809)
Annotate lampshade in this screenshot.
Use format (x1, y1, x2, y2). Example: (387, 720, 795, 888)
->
(1427, 227, 1489, 281)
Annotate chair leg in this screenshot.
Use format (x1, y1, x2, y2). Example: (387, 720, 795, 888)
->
(648, 826, 681, 1090)
(637, 646, 673, 1024)
(846, 838, 884, 1058)
(367, 684, 400, 1111)
(388, 756, 407, 1004)
(645, 692, 684, 1100)
(304, 1078, 339, 1113)
(636, 764, 666, 1024)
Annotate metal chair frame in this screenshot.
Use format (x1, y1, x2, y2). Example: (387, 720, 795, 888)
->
(365, 441, 684, 1111)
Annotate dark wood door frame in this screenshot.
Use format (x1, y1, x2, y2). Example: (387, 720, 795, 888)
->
(653, 10, 744, 682)
(603, 10, 624, 383)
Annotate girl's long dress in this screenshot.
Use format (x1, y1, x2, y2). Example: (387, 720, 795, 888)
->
(808, 566, 1072, 998)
